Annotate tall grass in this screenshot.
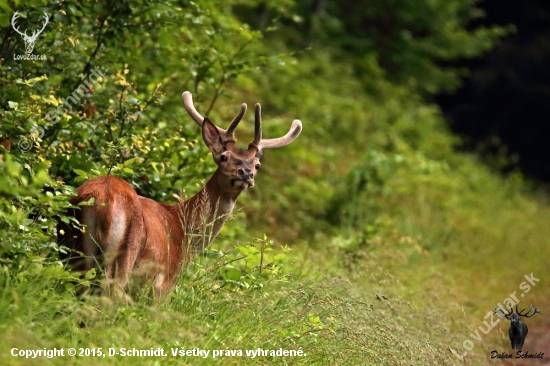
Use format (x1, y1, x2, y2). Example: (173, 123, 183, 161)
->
(1, 233, 480, 366)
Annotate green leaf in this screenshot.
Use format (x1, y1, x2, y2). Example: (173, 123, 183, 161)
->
(222, 268, 242, 281)
(123, 157, 144, 166)
(73, 169, 88, 177)
(84, 268, 97, 280)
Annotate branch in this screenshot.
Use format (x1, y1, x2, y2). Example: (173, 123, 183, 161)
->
(204, 38, 255, 116)
(73, 13, 109, 91)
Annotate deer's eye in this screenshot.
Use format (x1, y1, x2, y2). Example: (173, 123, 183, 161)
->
(220, 155, 228, 162)
(255, 164, 261, 170)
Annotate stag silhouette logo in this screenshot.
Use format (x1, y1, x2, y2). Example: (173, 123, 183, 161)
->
(493, 304, 541, 352)
(11, 11, 49, 56)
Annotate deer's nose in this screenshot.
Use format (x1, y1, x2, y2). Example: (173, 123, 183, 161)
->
(238, 168, 254, 180)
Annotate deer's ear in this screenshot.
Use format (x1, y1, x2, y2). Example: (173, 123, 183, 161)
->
(202, 118, 224, 156)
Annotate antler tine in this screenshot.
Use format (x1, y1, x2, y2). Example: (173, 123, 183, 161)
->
(493, 308, 504, 318)
(494, 306, 511, 318)
(11, 11, 24, 36)
(182, 91, 206, 127)
(182, 91, 246, 143)
(519, 304, 542, 318)
(247, 103, 262, 149)
(257, 119, 302, 151)
(182, 91, 302, 148)
(38, 13, 49, 33)
(225, 103, 247, 137)
(29, 13, 49, 38)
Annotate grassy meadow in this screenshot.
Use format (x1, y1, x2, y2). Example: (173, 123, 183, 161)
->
(1, 1, 549, 365)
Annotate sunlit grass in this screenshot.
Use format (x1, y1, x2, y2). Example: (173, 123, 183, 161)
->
(1, 235, 477, 366)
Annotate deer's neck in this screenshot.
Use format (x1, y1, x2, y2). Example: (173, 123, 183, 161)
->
(176, 169, 240, 249)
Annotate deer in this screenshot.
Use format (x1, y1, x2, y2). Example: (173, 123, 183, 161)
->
(493, 304, 541, 352)
(58, 91, 302, 296)
(11, 11, 49, 55)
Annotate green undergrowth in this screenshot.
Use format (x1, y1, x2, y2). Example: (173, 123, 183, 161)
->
(317, 145, 550, 361)
(0, 236, 467, 366)
(1, 1, 549, 365)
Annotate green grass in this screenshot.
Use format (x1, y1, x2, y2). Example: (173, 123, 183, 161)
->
(2, 1, 546, 364)
(3, 142, 550, 366)
(0, 242, 467, 366)
(3, 43, 549, 366)
(3, 146, 550, 365)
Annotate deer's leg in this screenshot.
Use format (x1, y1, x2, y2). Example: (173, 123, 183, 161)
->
(80, 206, 101, 271)
(105, 208, 144, 290)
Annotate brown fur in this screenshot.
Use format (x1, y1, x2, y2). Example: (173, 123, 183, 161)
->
(58, 93, 302, 296)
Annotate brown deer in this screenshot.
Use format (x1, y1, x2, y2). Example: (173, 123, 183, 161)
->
(59, 91, 302, 295)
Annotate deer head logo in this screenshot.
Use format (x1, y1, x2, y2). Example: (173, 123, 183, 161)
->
(11, 11, 49, 55)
